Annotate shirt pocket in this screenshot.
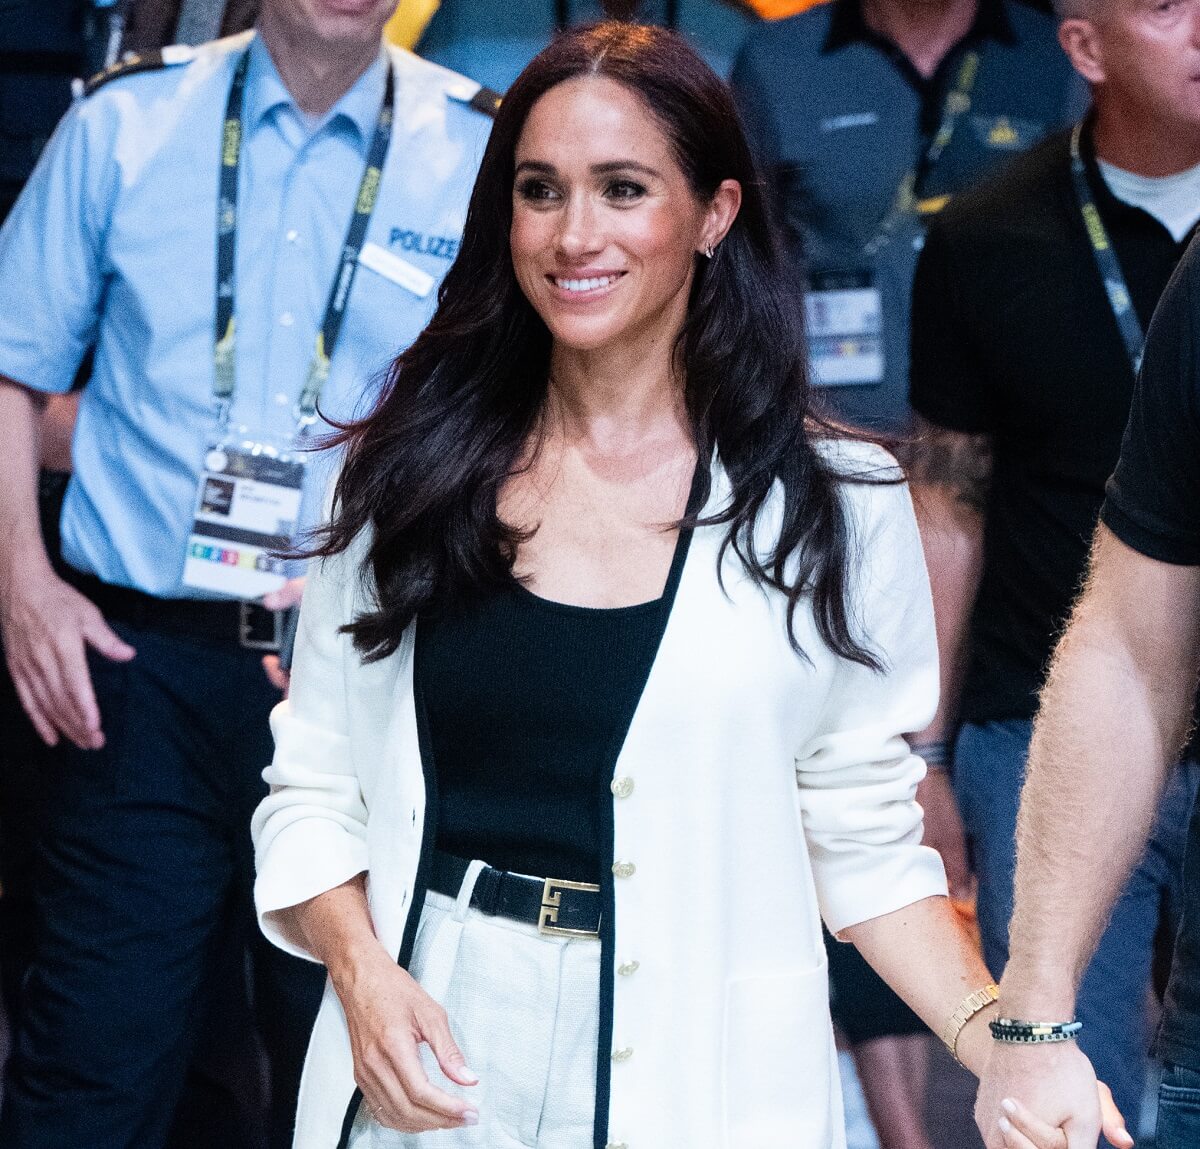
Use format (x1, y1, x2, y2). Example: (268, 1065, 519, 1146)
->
(722, 962, 838, 1147)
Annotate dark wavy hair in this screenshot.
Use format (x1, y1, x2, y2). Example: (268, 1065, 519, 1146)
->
(312, 21, 885, 670)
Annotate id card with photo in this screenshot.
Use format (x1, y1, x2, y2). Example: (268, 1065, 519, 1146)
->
(182, 440, 305, 599)
(806, 271, 884, 387)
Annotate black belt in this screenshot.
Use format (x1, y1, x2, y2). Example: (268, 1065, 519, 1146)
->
(65, 566, 284, 652)
(428, 852, 602, 939)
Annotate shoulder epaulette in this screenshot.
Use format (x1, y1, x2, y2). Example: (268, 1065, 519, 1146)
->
(469, 86, 503, 118)
(81, 45, 196, 98)
(446, 82, 502, 119)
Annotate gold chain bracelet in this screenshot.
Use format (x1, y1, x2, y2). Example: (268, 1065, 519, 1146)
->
(941, 983, 1000, 1065)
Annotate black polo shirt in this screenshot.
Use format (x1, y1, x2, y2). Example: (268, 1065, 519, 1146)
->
(732, 0, 1083, 432)
(910, 125, 1196, 725)
(1102, 237, 1200, 1070)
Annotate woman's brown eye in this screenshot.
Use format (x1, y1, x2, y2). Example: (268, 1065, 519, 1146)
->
(517, 179, 558, 201)
(607, 180, 646, 201)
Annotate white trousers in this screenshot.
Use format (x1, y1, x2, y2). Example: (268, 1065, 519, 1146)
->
(350, 861, 601, 1149)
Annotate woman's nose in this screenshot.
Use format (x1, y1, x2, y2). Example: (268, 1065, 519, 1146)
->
(555, 194, 603, 260)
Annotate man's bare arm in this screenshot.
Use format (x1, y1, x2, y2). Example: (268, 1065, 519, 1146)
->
(1006, 524, 1200, 1009)
(0, 375, 134, 748)
(904, 416, 993, 741)
(0, 376, 48, 568)
(902, 418, 993, 897)
(973, 524, 1200, 1149)
(41, 391, 79, 473)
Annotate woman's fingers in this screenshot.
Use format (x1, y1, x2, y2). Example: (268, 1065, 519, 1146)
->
(1001, 1099, 1067, 1149)
(999, 1115, 1051, 1149)
(392, 1037, 478, 1122)
(418, 1000, 479, 1087)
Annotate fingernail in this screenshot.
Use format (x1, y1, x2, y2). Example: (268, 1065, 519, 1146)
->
(462, 1110, 479, 1126)
(1001, 1099, 1017, 1115)
(460, 1066, 479, 1084)
(999, 1116, 1012, 1133)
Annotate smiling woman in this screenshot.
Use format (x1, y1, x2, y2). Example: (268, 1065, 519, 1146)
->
(250, 20, 1013, 1149)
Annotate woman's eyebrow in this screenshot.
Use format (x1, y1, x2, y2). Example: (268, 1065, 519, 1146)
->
(513, 159, 663, 178)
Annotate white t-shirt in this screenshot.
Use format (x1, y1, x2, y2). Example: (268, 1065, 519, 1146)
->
(1098, 157, 1200, 242)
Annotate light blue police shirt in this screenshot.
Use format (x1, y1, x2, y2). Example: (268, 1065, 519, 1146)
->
(0, 31, 491, 596)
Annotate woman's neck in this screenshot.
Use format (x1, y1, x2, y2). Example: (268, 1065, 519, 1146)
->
(546, 344, 690, 457)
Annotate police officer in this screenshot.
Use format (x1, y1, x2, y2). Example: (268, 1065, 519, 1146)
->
(0, 1, 495, 1145)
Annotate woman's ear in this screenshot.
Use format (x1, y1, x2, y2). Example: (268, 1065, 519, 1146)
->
(699, 179, 743, 256)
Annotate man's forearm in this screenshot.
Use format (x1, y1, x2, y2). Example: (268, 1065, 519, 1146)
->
(0, 377, 52, 583)
(1002, 526, 1200, 1015)
(910, 483, 984, 743)
(41, 391, 78, 474)
(904, 418, 991, 743)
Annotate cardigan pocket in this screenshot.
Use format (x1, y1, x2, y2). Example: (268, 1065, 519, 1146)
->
(721, 962, 837, 1147)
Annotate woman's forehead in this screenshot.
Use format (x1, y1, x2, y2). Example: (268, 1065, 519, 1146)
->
(515, 76, 677, 169)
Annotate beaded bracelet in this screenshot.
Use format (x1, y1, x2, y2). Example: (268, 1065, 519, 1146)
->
(989, 1017, 1083, 1045)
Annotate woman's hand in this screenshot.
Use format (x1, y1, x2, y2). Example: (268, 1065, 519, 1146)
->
(336, 946, 480, 1132)
(995, 1088, 1129, 1149)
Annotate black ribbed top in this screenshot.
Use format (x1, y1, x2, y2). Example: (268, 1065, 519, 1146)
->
(416, 503, 696, 885)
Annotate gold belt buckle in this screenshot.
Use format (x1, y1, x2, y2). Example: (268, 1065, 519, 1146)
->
(538, 877, 601, 939)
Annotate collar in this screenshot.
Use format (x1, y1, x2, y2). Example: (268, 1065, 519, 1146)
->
(242, 31, 390, 148)
(823, 0, 1015, 55)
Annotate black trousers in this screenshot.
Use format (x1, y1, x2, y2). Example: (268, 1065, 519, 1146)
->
(0, 618, 325, 1149)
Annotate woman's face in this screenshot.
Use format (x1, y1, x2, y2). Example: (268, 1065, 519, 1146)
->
(510, 76, 732, 358)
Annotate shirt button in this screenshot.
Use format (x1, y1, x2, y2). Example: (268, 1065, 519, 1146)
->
(279, 311, 295, 327)
(286, 229, 299, 243)
(610, 777, 634, 798)
(611, 1047, 633, 1062)
(617, 960, 640, 976)
(612, 861, 636, 879)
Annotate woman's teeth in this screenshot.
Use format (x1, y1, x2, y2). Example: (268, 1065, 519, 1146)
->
(555, 275, 618, 293)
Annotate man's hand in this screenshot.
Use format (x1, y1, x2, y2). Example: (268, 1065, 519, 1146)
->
(261, 576, 305, 694)
(1, 565, 135, 749)
(917, 769, 972, 901)
(975, 1041, 1131, 1149)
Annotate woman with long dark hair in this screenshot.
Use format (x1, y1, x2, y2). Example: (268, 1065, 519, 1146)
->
(248, 22, 1103, 1149)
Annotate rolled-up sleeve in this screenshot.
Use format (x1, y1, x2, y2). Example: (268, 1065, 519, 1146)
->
(251, 539, 370, 961)
(795, 453, 947, 936)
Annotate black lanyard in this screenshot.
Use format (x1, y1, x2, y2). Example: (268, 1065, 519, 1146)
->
(1070, 121, 1145, 374)
(213, 50, 395, 428)
(865, 49, 979, 256)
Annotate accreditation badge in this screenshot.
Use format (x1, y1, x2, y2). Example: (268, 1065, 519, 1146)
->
(181, 429, 305, 599)
(805, 270, 884, 387)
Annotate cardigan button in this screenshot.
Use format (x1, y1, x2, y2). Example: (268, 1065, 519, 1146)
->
(617, 960, 640, 976)
(612, 861, 636, 879)
(611, 1047, 634, 1062)
(610, 777, 634, 798)
(606, 1143, 629, 1149)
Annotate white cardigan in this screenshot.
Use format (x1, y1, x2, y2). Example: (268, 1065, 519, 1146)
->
(252, 440, 947, 1149)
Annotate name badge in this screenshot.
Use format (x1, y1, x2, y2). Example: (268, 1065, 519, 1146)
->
(359, 241, 435, 298)
(181, 440, 305, 599)
(805, 271, 884, 387)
